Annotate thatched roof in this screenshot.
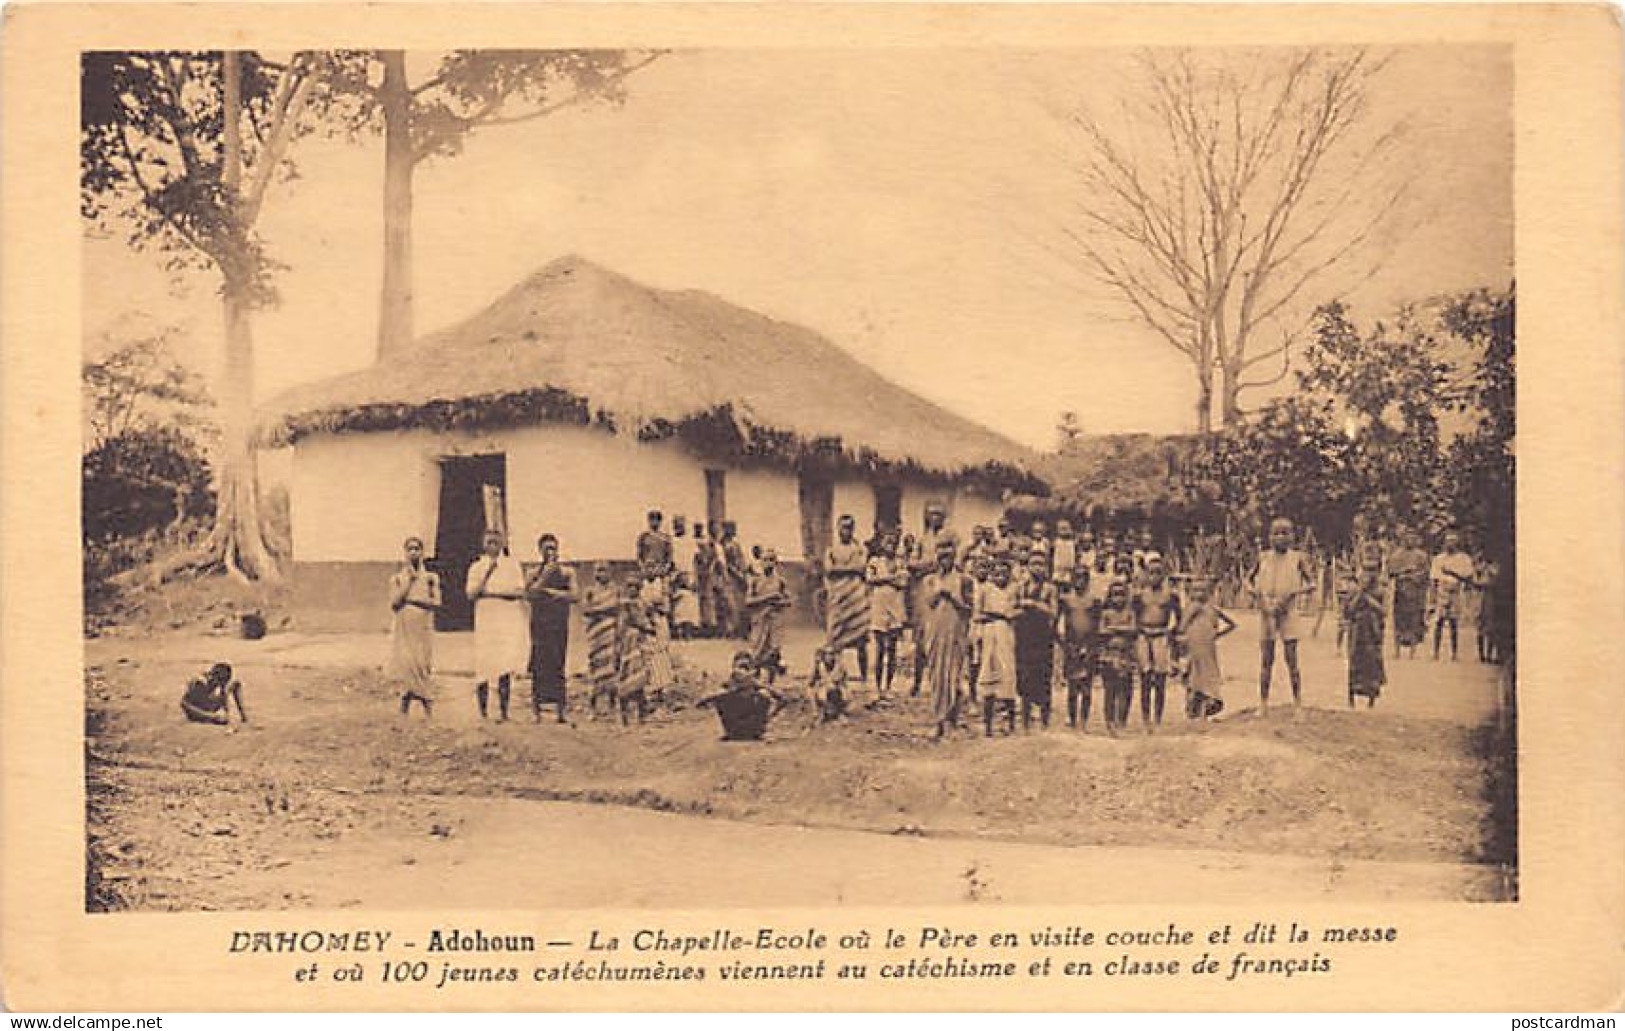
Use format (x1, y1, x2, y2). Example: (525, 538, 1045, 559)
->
(1017, 432, 1205, 515)
(260, 256, 1041, 493)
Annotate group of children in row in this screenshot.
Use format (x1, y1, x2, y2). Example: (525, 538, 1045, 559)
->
(374, 515, 801, 735)
(810, 509, 1245, 739)
(635, 510, 787, 643)
(184, 508, 1431, 740)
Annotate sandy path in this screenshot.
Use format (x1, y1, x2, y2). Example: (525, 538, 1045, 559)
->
(85, 619, 1514, 911)
(227, 794, 1504, 909)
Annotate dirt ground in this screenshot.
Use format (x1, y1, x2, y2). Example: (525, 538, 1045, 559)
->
(85, 612, 1516, 911)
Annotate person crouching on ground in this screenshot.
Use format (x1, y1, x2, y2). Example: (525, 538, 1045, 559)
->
(746, 548, 792, 684)
(181, 662, 248, 727)
(701, 651, 785, 741)
(809, 643, 849, 722)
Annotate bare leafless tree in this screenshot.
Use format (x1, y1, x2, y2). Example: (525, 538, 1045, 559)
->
(1053, 48, 1412, 432)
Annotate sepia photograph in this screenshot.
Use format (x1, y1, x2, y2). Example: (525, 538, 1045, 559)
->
(77, 41, 1518, 918)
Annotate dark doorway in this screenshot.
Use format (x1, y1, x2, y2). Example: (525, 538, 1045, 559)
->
(433, 454, 507, 632)
(705, 469, 728, 530)
(873, 483, 903, 533)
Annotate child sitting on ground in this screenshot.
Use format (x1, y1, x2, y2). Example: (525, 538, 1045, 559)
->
(808, 644, 849, 722)
(701, 651, 785, 741)
(180, 662, 248, 727)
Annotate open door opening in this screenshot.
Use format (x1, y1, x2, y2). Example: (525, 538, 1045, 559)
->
(704, 469, 728, 531)
(873, 482, 903, 534)
(433, 453, 507, 632)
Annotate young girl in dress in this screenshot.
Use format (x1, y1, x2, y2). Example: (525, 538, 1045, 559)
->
(1177, 579, 1236, 721)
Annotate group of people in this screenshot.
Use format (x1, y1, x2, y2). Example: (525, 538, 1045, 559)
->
(1338, 523, 1501, 664)
(815, 505, 1245, 739)
(381, 511, 799, 736)
(811, 508, 1500, 736)
(361, 501, 1499, 744)
(635, 510, 773, 643)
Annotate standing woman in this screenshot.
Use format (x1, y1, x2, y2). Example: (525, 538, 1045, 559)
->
(1013, 551, 1059, 731)
(581, 563, 622, 716)
(639, 567, 676, 701)
(921, 540, 974, 739)
(906, 504, 959, 697)
(745, 549, 793, 683)
(865, 530, 908, 695)
(692, 522, 716, 637)
(1388, 528, 1430, 659)
(1344, 560, 1388, 707)
(525, 533, 577, 724)
(466, 528, 528, 722)
(824, 514, 871, 682)
(387, 536, 441, 719)
(721, 522, 750, 640)
(617, 578, 653, 725)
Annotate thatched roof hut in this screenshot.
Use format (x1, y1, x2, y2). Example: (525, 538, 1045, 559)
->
(262, 255, 1039, 494)
(267, 256, 1041, 633)
(1013, 432, 1207, 523)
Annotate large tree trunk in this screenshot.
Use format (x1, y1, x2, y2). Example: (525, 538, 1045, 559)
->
(206, 51, 280, 584)
(377, 49, 415, 358)
(1219, 362, 1244, 428)
(207, 276, 281, 584)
